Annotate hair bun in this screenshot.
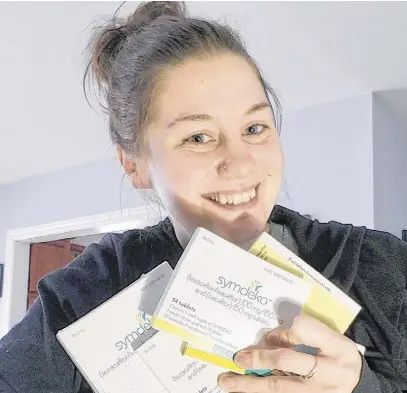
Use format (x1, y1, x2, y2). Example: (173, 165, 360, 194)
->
(85, 1, 186, 88)
(126, 1, 187, 32)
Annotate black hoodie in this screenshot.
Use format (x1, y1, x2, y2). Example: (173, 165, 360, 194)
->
(0, 206, 406, 392)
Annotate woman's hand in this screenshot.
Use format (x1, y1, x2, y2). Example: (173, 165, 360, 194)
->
(218, 315, 363, 393)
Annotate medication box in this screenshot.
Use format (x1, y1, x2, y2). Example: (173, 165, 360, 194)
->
(152, 228, 313, 363)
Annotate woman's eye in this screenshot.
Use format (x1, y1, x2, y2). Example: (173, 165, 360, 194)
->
(246, 124, 267, 135)
(186, 133, 211, 144)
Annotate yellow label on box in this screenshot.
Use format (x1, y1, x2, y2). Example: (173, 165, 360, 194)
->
(180, 342, 245, 374)
(249, 239, 360, 334)
(181, 343, 273, 377)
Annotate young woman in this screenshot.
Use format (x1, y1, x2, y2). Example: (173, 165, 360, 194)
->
(1, 2, 406, 392)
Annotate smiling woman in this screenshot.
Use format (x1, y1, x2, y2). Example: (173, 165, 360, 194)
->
(0, 2, 406, 393)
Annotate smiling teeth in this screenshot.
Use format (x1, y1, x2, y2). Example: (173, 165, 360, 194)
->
(208, 188, 256, 205)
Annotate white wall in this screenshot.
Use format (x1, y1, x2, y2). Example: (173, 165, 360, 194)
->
(373, 93, 407, 237)
(0, 158, 146, 320)
(281, 94, 374, 227)
(0, 158, 144, 256)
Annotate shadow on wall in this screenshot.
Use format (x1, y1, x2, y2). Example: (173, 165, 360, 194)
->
(0, 264, 3, 298)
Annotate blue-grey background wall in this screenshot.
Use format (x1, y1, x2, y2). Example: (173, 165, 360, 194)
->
(0, 158, 144, 262)
(373, 93, 407, 236)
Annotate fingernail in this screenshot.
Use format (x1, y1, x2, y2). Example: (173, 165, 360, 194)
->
(218, 374, 236, 390)
(233, 351, 252, 368)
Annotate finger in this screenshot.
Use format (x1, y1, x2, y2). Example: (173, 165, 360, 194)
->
(239, 343, 284, 353)
(256, 327, 294, 349)
(218, 373, 306, 393)
(265, 315, 355, 357)
(234, 347, 341, 386)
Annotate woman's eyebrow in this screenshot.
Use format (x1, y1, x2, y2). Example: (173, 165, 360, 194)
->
(166, 101, 271, 129)
(167, 113, 213, 129)
(245, 101, 271, 115)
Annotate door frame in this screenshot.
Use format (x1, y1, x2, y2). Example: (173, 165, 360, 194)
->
(1, 204, 165, 338)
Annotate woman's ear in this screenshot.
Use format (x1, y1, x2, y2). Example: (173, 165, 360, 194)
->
(116, 145, 152, 189)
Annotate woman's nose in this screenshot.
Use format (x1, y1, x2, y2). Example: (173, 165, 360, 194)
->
(217, 142, 256, 179)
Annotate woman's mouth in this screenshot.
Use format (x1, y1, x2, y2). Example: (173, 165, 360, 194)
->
(203, 185, 259, 206)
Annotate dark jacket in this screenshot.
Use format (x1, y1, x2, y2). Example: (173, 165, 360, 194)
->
(1, 205, 406, 392)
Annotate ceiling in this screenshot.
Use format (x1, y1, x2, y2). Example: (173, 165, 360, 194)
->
(1, 1, 407, 185)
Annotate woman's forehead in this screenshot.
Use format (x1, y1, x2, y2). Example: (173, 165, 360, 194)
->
(153, 53, 267, 123)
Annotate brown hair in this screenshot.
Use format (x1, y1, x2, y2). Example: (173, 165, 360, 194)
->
(84, 1, 282, 154)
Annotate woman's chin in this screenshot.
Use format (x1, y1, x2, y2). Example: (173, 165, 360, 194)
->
(213, 218, 268, 249)
(170, 204, 270, 249)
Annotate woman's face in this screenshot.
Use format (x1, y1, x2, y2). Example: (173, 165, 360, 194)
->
(129, 52, 283, 247)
